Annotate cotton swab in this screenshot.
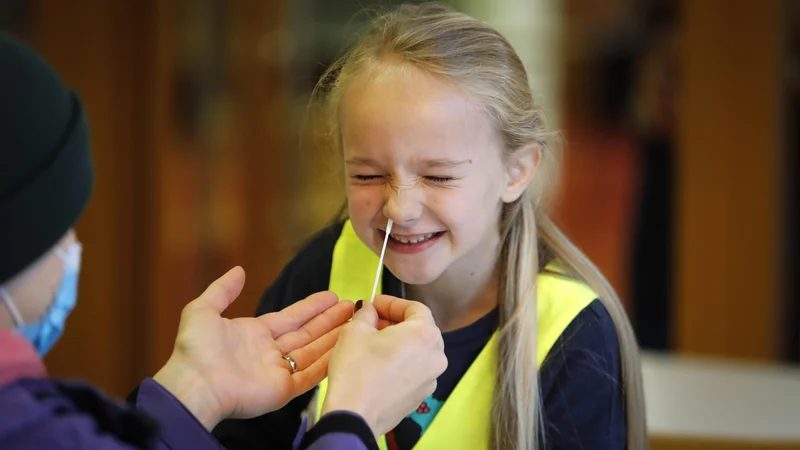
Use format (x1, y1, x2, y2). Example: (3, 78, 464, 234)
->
(369, 219, 393, 303)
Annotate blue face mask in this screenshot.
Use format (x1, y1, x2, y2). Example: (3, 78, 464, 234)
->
(1, 242, 82, 356)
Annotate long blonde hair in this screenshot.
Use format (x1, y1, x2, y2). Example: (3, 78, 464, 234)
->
(311, 3, 647, 449)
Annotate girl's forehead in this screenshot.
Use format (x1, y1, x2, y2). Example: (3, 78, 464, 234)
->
(340, 68, 497, 155)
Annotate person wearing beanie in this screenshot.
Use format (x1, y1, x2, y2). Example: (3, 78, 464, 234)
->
(0, 33, 447, 450)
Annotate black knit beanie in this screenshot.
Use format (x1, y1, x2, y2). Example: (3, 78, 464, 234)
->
(0, 33, 93, 285)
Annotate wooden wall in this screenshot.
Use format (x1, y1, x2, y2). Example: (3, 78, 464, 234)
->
(28, 0, 160, 396)
(24, 0, 290, 396)
(675, 0, 784, 360)
(560, 0, 787, 361)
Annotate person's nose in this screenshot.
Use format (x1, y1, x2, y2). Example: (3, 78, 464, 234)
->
(383, 182, 423, 228)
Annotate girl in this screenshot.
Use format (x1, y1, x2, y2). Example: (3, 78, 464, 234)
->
(213, 3, 646, 450)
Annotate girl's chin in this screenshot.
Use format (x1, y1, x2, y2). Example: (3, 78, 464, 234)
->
(384, 261, 444, 288)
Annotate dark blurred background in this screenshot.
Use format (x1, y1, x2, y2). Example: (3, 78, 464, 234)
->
(2, 0, 797, 447)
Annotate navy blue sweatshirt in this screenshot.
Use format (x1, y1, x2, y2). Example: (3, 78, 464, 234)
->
(212, 222, 627, 449)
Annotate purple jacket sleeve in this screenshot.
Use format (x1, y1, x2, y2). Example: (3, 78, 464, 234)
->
(0, 375, 377, 450)
(0, 377, 222, 450)
(294, 411, 379, 450)
(136, 379, 378, 450)
(132, 378, 225, 449)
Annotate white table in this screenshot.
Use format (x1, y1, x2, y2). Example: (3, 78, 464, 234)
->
(642, 352, 800, 443)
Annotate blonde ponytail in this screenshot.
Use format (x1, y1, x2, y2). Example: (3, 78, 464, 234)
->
(495, 193, 541, 448)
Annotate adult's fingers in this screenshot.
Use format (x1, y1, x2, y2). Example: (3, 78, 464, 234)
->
(290, 349, 333, 397)
(372, 295, 435, 325)
(261, 291, 340, 337)
(351, 300, 379, 328)
(275, 301, 353, 354)
(377, 319, 396, 330)
(190, 266, 246, 314)
(282, 325, 343, 375)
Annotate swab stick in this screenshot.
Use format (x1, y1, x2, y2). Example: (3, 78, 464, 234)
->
(369, 219, 393, 303)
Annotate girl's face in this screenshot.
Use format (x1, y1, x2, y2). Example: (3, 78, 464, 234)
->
(340, 65, 535, 286)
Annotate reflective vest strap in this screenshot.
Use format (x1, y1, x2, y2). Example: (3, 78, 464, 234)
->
(413, 275, 596, 449)
(323, 220, 388, 449)
(412, 332, 497, 449)
(536, 273, 598, 366)
(329, 220, 381, 303)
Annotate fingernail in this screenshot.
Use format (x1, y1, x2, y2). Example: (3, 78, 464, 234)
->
(355, 300, 364, 312)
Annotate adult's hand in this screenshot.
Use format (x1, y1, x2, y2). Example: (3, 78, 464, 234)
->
(153, 267, 354, 430)
(321, 295, 448, 436)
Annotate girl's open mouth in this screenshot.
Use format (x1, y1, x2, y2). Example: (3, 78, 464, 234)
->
(379, 230, 445, 254)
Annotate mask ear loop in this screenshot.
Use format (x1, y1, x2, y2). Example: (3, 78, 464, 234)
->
(54, 241, 82, 270)
(0, 287, 26, 327)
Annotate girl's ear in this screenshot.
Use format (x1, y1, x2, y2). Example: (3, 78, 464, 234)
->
(501, 144, 541, 203)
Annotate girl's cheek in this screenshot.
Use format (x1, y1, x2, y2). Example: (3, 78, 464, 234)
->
(361, 197, 374, 212)
(348, 190, 380, 214)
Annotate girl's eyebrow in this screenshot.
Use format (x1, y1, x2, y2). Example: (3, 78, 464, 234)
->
(345, 157, 380, 168)
(421, 158, 470, 169)
(345, 157, 469, 169)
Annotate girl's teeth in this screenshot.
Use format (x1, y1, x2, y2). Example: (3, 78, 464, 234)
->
(392, 232, 436, 244)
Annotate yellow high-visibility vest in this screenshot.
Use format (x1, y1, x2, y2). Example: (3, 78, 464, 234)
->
(312, 220, 596, 449)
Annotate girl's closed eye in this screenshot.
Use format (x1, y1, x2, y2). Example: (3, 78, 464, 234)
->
(351, 174, 456, 184)
(351, 174, 385, 183)
(425, 176, 454, 184)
